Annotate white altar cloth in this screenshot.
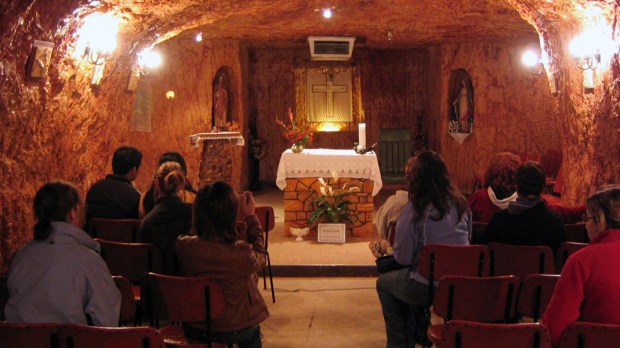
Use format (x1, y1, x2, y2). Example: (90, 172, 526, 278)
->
(276, 148, 383, 196)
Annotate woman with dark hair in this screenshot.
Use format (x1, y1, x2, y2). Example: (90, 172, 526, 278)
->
(176, 181, 268, 347)
(139, 151, 196, 217)
(542, 186, 620, 345)
(468, 151, 521, 222)
(5, 180, 120, 326)
(140, 161, 193, 274)
(376, 150, 471, 347)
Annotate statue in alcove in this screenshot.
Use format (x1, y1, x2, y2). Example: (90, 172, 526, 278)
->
(448, 69, 474, 144)
(212, 70, 230, 130)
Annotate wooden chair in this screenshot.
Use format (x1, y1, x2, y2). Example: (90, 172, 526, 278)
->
(471, 222, 488, 245)
(142, 272, 231, 348)
(0, 321, 64, 348)
(378, 128, 411, 187)
(516, 274, 560, 322)
(113, 276, 137, 326)
(558, 322, 620, 348)
(62, 324, 165, 348)
(556, 242, 589, 273)
(432, 275, 519, 323)
(564, 223, 589, 243)
(488, 243, 555, 281)
(88, 218, 142, 243)
(428, 319, 552, 348)
(255, 205, 275, 303)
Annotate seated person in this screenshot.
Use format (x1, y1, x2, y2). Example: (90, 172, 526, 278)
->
(140, 162, 193, 275)
(139, 151, 196, 218)
(5, 180, 120, 326)
(542, 186, 620, 345)
(371, 156, 416, 257)
(86, 146, 143, 220)
(468, 152, 521, 222)
(376, 151, 471, 347)
(176, 182, 269, 347)
(480, 161, 565, 253)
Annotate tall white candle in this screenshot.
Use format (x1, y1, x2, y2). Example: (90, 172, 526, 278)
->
(358, 123, 366, 148)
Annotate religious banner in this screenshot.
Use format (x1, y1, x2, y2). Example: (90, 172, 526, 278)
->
(306, 67, 353, 123)
(448, 68, 474, 144)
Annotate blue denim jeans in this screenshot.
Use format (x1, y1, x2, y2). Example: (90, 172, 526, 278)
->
(376, 267, 429, 348)
(183, 323, 262, 348)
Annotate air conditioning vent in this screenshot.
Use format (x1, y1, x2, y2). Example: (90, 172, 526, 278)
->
(308, 36, 355, 61)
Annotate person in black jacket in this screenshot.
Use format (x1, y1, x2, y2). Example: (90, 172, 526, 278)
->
(140, 161, 192, 274)
(480, 161, 565, 252)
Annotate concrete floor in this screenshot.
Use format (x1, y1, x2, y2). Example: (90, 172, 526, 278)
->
(258, 277, 386, 348)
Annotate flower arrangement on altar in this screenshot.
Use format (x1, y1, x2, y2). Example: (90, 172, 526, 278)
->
(276, 107, 314, 152)
(308, 170, 361, 225)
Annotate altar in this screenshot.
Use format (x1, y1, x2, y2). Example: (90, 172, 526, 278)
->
(276, 148, 382, 238)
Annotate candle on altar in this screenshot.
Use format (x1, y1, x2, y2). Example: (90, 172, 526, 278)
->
(358, 123, 366, 148)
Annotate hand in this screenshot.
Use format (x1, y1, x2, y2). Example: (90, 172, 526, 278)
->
(239, 191, 256, 217)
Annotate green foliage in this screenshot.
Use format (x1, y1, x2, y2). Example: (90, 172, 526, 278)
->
(308, 194, 357, 224)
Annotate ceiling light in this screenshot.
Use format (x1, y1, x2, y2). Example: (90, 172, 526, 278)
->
(322, 8, 332, 19)
(137, 49, 162, 74)
(195, 32, 203, 42)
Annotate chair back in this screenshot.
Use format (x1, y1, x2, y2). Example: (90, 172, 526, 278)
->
(62, 324, 165, 348)
(434, 275, 519, 323)
(432, 319, 552, 348)
(418, 244, 490, 304)
(488, 243, 554, 280)
(564, 224, 589, 243)
(255, 205, 275, 248)
(471, 222, 488, 245)
(97, 240, 163, 282)
(112, 276, 137, 324)
(0, 322, 63, 348)
(558, 322, 620, 348)
(556, 242, 589, 273)
(517, 274, 560, 322)
(89, 218, 141, 243)
(143, 272, 225, 324)
(378, 128, 411, 185)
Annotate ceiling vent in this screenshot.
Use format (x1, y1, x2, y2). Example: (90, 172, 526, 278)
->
(308, 36, 355, 61)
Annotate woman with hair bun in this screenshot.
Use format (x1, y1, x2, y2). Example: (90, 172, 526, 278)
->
(5, 180, 120, 326)
(140, 161, 193, 274)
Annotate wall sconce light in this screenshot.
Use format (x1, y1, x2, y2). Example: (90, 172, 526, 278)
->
(569, 34, 602, 71)
(521, 50, 544, 75)
(77, 13, 120, 65)
(137, 48, 162, 75)
(166, 90, 175, 100)
(195, 32, 203, 42)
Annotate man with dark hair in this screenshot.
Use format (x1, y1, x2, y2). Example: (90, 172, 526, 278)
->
(86, 146, 143, 220)
(480, 161, 565, 252)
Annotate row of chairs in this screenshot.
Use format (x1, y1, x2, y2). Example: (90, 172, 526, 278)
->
(91, 205, 277, 304)
(429, 320, 620, 348)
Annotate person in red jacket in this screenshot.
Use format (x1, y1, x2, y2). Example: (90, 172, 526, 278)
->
(542, 186, 620, 345)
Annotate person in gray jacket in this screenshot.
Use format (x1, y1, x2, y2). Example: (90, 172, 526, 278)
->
(5, 180, 120, 326)
(376, 151, 472, 348)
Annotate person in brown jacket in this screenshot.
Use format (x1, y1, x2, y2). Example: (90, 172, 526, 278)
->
(176, 181, 269, 347)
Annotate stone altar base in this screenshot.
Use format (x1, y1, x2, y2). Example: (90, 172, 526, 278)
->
(284, 177, 376, 238)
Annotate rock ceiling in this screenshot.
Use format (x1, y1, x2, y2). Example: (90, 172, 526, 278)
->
(101, 0, 601, 49)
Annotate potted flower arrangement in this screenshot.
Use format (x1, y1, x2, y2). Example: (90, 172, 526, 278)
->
(276, 107, 314, 153)
(308, 170, 360, 242)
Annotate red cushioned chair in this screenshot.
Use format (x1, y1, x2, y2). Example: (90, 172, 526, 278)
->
(0, 322, 63, 348)
(555, 242, 589, 273)
(429, 319, 552, 348)
(488, 243, 555, 281)
(88, 218, 141, 243)
(558, 322, 620, 348)
(255, 205, 276, 303)
(516, 274, 560, 322)
(62, 324, 165, 348)
(113, 275, 137, 326)
(142, 272, 231, 348)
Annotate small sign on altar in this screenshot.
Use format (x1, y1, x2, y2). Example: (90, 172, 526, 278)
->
(317, 223, 346, 243)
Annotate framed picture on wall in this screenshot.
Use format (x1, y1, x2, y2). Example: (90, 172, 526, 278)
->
(25, 40, 54, 81)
